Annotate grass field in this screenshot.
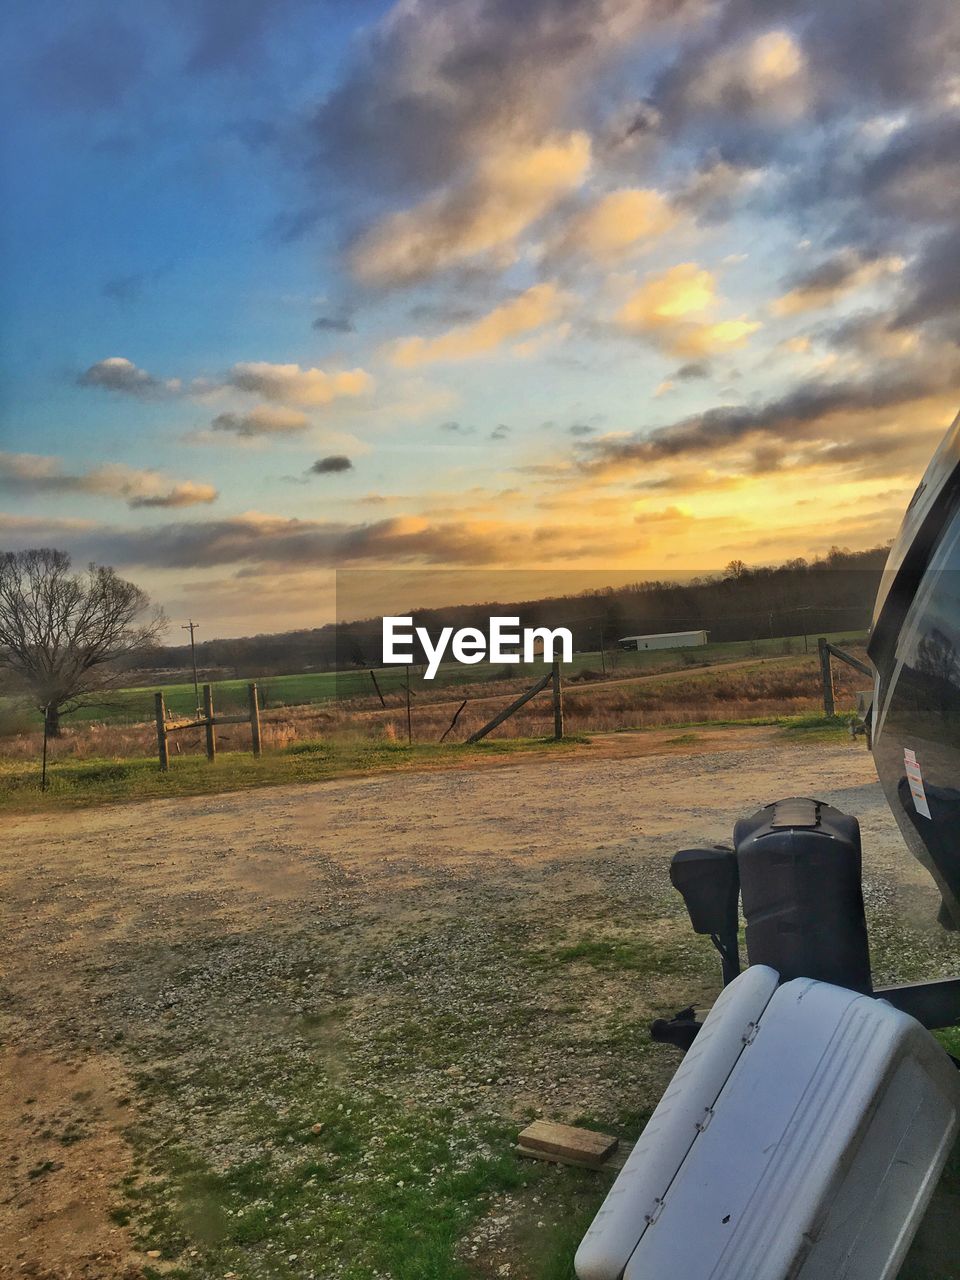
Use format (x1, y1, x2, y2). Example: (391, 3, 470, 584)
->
(0, 734, 582, 813)
(4, 630, 866, 730)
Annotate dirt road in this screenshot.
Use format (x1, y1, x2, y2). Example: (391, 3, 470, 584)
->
(4, 727, 959, 1279)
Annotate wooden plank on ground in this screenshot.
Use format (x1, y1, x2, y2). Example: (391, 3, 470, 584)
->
(516, 1120, 618, 1168)
(515, 1139, 634, 1173)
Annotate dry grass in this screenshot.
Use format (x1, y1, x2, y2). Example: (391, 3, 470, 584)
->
(0, 651, 867, 765)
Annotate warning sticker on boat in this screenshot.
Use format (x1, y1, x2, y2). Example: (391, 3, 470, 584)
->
(904, 747, 932, 820)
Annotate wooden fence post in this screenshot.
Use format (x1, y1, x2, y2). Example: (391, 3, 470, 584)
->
(248, 682, 262, 756)
(369, 669, 386, 708)
(818, 637, 835, 717)
(466, 668, 553, 743)
(203, 684, 216, 761)
(155, 692, 169, 771)
(405, 665, 413, 745)
(552, 660, 564, 740)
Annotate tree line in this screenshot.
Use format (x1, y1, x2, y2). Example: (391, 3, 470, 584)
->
(142, 544, 887, 676)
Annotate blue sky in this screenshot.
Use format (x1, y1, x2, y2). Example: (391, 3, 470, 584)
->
(3, 1, 960, 633)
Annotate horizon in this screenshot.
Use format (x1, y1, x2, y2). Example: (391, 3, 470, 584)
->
(148, 546, 886, 646)
(4, 1, 959, 635)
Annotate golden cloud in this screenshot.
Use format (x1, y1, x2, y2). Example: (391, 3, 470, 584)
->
(553, 187, 677, 260)
(0, 453, 218, 509)
(227, 362, 373, 407)
(388, 283, 566, 367)
(616, 263, 760, 355)
(350, 133, 591, 286)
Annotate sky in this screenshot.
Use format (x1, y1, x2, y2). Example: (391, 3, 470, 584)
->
(2, 0, 960, 635)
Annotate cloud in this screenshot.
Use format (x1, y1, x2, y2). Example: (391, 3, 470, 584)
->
(388, 283, 565, 367)
(174, 0, 306, 75)
(210, 406, 310, 437)
(551, 188, 676, 261)
(77, 356, 178, 396)
(312, 0, 704, 196)
(576, 368, 959, 479)
(102, 273, 147, 304)
(407, 301, 483, 326)
(674, 156, 763, 222)
(226, 361, 373, 406)
(0, 453, 217, 509)
(772, 250, 904, 315)
(675, 360, 711, 380)
(895, 225, 960, 334)
(310, 455, 353, 474)
(615, 263, 760, 356)
(661, 29, 809, 121)
(312, 314, 355, 333)
(57, 510, 639, 572)
(28, 16, 144, 112)
(861, 116, 960, 223)
(129, 482, 220, 509)
(350, 133, 591, 286)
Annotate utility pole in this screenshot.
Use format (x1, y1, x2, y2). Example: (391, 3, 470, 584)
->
(182, 619, 201, 715)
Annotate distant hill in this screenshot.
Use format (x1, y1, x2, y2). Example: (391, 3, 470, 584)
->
(133, 546, 888, 682)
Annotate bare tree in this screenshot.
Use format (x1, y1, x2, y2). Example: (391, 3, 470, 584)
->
(0, 549, 166, 737)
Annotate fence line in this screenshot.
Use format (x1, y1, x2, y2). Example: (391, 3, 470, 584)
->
(466, 662, 564, 743)
(155, 682, 261, 770)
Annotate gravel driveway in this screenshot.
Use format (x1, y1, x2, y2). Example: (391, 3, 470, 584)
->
(3, 727, 959, 1279)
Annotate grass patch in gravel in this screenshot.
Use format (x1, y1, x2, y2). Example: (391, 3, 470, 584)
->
(85, 910, 686, 1280)
(121, 1070, 539, 1280)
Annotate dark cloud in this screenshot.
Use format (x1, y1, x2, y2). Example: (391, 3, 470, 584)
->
(127, 486, 219, 508)
(490, 424, 510, 441)
(600, 100, 662, 155)
(894, 226, 960, 335)
(77, 357, 172, 396)
(578, 365, 960, 474)
(673, 154, 760, 222)
(663, 0, 960, 123)
(779, 250, 866, 296)
(312, 314, 355, 333)
(58, 514, 520, 569)
(675, 361, 710, 381)
(102, 273, 148, 304)
(28, 15, 144, 112)
(101, 263, 170, 305)
(568, 423, 595, 436)
(406, 301, 483, 326)
(861, 116, 960, 224)
(267, 206, 326, 245)
(311, 0, 707, 196)
(310, 455, 353, 474)
(439, 421, 474, 435)
(227, 117, 282, 151)
(211, 407, 309, 437)
(169, 0, 308, 75)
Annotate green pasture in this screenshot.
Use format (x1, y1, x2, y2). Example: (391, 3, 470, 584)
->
(3, 630, 866, 731)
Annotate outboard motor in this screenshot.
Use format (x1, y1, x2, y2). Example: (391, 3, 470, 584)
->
(576, 412, 960, 1280)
